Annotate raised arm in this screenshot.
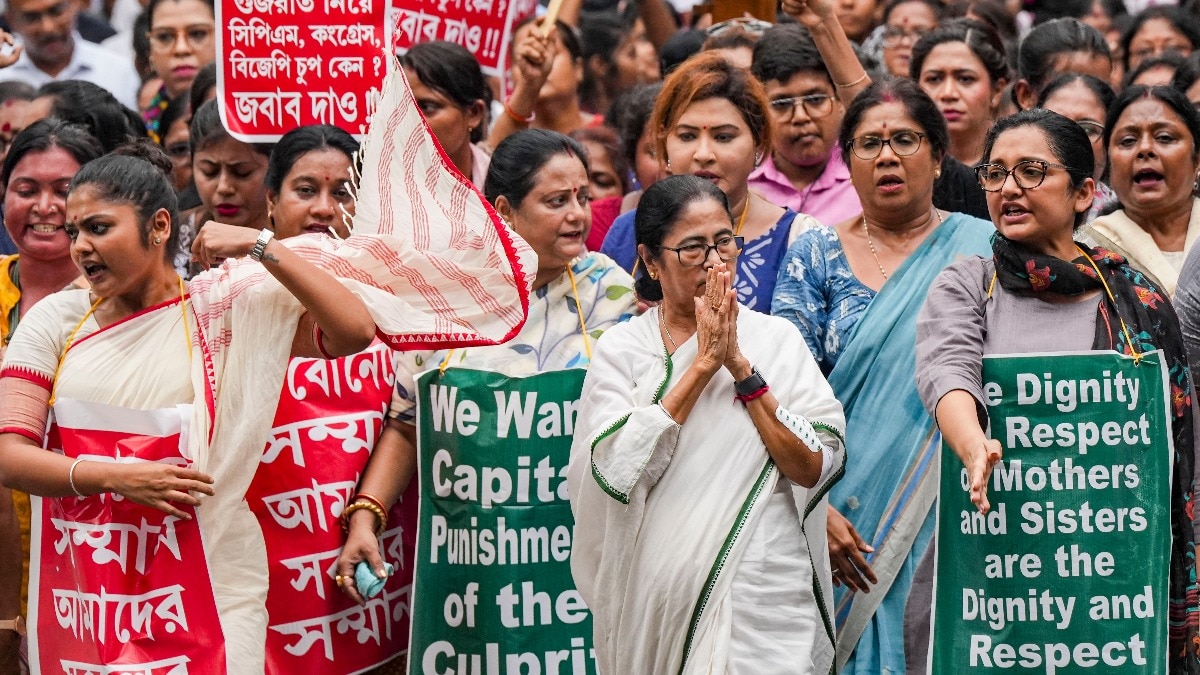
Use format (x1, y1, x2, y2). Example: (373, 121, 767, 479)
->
(190, 222, 376, 358)
(487, 25, 556, 150)
(780, 0, 871, 105)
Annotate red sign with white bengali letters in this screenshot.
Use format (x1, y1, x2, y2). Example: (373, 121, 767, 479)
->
(217, 0, 535, 141)
(244, 344, 417, 674)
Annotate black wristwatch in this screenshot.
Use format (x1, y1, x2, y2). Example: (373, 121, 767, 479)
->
(734, 367, 767, 396)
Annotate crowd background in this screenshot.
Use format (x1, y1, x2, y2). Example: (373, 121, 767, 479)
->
(1, 0, 1200, 671)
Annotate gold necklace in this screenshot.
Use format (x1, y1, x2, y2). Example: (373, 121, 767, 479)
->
(659, 307, 677, 350)
(863, 208, 943, 280)
(734, 194, 751, 235)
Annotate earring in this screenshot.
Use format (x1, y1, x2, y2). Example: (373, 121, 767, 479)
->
(754, 153, 763, 166)
(665, 159, 672, 173)
(154, 236, 162, 244)
(649, 270, 657, 280)
(934, 169, 942, 179)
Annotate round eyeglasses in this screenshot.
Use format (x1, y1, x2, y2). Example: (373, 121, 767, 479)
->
(768, 94, 835, 120)
(660, 235, 745, 267)
(847, 130, 925, 160)
(974, 160, 1068, 192)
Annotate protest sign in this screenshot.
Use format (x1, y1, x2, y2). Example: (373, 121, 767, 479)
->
(391, 0, 537, 75)
(245, 343, 414, 674)
(217, 0, 390, 140)
(931, 351, 1172, 674)
(29, 401, 227, 675)
(409, 367, 596, 675)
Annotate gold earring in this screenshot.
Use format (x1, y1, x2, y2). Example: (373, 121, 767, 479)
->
(649, 270, 658, 280)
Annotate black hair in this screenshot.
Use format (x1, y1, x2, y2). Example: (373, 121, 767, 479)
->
(659, 29, 705, 76)
(147, 0, 214, 28)
(70, 138, 180, 259)
(2, 119, 104, 191)
(35, 80, 146, 153)
(1124, 52, 1185, 89)
(633, 175, 730, 301)
(0, 81, 34, 104)
(1120, 7, 1200, 72)
(1036, 73, 1115, 111)
(156, 92, 190, 148)
(514, 17, 583, 62)
(189, 63, 218, 106)
(981, 108, 1094, 228)
(189, 98, 273, 156)
(265, 124, 359, 194)
(1016, 18, 1110, 94)
(579, 13, 637, 113)
(702, 26, 758, 53)
(399, 41, 492, 144)
(1173, 51, 1200, 97)
(1104, 85, 1200, 163)
(751, 24, 832, 87)
(133, 9, 152, 76)
(484, 129, 590, 207)
(882, 0, 942, 24)
(570, 125, 630, 194)
(911, 19, 1009, 85)
(607, 82, 662, 174)
(840, 76, 950, 165)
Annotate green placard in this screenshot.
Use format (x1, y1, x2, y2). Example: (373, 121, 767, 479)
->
(931, 351, 1173, 674)
(409, 366, 596, 675)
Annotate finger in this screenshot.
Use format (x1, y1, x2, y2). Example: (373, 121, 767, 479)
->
(364, 542, 388, 578)
(342, 573, 366, 606)
(152, 500, 191, 520)
(850, 526, 876, 554)
(161, 490, 201, 507)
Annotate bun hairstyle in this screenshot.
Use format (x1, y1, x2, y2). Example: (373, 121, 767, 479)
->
(633, 175, 730, 302)
(70, 138, 181, 260)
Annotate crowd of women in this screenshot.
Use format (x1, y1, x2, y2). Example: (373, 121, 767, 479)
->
(0, 0, 1198, 671)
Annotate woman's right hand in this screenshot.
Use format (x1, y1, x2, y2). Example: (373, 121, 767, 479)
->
(779, 0, 836, 28)
(692, 264, 733, 373)
(827, 505, 877, 592)
(510, 25, 557, 99)
(335, 511, 389, 606)
(964, 437, 1003, 514)
(104, 463, 215, 520)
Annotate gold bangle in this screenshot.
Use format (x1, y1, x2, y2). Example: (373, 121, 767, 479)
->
(341, 501, 387, 535)
(836, 73, 869, 89)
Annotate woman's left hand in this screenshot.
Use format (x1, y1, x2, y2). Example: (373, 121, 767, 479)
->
(191, 221, 264, 269)
(721, 287, 747, 374)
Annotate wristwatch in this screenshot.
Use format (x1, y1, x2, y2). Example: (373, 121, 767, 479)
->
(0, 615, 25, 636)
(734, 367, 767, 396)
(249, 229, 275, 262)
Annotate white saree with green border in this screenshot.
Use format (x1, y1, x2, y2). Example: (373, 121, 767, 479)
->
(568, 307, 846, 674)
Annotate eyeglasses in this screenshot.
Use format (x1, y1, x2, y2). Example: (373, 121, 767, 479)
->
(706, 17, 773, 37)
(768, 94, 835, 119)
(660, 235, 744, 267)
(1075, 120, 1104, 142)
(881, 26, 930, 47)
(148, 25, 215, 53)
(974, 160, 1067, 192)
(848, 130, 925, 160)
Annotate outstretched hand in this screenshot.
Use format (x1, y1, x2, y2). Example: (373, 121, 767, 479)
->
(966, 437, 1003, 514)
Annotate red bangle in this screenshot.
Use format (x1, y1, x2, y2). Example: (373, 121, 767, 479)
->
(734, 385, 769, 404)
(312, 324, 334, 360)
(353, 492, 388, 514)
(503, 99, 535, 125)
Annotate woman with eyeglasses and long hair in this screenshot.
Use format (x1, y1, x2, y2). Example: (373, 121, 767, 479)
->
(770, 77, 992, 675)
(910, 107, 1200, 673)
(142, 0, 215, 142)
(570, 174, 846, 674)
(1036, 73, 1116, 221)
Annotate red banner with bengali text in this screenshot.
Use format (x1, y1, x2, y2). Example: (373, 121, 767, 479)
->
(390, 0, 536, 75)
(245, 344, 416, 674)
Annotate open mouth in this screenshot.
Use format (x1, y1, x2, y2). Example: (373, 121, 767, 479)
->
(877, 175, 904, 189)
(80, 261, 106, 280)
(1002, 203, 1029, 217)
(29, 224, 60, 234)
(1133, 168, 1164, 186)
(303, 224, 331, 235)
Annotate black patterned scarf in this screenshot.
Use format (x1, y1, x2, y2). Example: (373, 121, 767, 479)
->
(994, 232, 1200, 671)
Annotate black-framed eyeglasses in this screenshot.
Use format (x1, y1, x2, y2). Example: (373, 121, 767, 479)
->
(147, 25, 215, 53)
(1075, 120, 1104, 142)
(848, 130, 925, 160)
(660, 235, 744, 267)
(768, 94, 835, 119)
(881, 26, 930, 47)
(974, 160, 1068, 192)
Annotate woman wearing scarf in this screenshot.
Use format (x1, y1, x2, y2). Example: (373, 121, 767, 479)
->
(569, 175, 845, 674)
(1081, 86, 1200, 298)
(911, 108, 1200, 672)
(770, 77, 992, 674)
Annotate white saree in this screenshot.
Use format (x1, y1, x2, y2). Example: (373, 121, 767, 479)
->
(568, 307, 846, 675)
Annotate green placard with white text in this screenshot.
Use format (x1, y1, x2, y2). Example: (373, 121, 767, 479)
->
(931, 351, 1172, 674)
(408, 366, 596, 675)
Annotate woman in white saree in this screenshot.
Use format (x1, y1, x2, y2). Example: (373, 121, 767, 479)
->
(568, 175, 847, 675)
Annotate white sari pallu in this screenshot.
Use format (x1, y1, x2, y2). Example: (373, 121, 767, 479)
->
(568, 307, 846, 675)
